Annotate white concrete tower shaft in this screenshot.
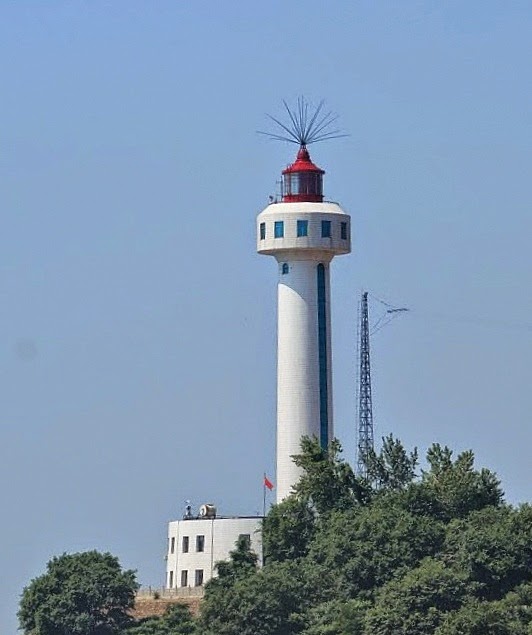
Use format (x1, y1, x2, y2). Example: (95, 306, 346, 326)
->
(257, 147, 351, 502)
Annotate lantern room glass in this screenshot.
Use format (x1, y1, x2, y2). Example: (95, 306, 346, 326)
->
(282, 172, 323, 198)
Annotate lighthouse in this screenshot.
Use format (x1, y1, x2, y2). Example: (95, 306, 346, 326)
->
(257, 105, 351, 502)
(163, 103, 349, 590)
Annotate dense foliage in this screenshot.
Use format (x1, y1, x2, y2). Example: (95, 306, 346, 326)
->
(20, 437, 532, 634)
(199, 436, 532, 635)
(124, 604, 196, 635)
(19, 551, 138, 635)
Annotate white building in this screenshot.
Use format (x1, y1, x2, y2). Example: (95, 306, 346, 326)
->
(257, 145, 351, 502)
(166, 507, 262, 589)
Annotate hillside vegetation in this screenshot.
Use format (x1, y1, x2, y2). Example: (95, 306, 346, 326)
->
(198, 436, 532, 635)
(20, 436, 532, 634)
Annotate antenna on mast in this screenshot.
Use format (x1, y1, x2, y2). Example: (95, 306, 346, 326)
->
(356, 292, 409, 477)
(257, 97, 348, 146)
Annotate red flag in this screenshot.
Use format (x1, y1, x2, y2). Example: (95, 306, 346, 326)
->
(264, 475, 274, 491)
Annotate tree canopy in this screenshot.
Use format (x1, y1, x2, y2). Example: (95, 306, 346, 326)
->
(19, 436, 532, 635)
(197, 436, 531, 635)
(19, 550, 138, 635)
(124, 604, 196, 635)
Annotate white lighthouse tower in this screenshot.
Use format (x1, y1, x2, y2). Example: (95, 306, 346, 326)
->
(257, 106, 351, 502)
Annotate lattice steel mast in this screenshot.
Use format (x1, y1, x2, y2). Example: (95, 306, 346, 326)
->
(357, 291, 374, 477)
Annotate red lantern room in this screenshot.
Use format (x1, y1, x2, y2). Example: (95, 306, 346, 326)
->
(282, 146, 324, 203)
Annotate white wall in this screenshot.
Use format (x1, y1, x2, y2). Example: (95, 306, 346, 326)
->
(166, 517, 262, 589)
(276, 259, 333, 501)
(257, 201, 351, 256)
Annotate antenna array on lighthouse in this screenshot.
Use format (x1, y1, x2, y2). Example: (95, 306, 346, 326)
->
(257, 97, 348, 146)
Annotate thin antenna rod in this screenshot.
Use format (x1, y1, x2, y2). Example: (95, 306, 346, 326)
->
(258, 97, 348, 146)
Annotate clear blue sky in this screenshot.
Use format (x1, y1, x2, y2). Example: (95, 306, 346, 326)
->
(1, 1, 532, 631)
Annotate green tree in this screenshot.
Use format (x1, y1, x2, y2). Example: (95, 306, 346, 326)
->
(301, 599, 370, 635)
(308, 502, 445, 599)
(19, 438, 527, 635)
(442, 505, 532, 600)
(200, 560, 322, 635)
(434, 599, 518, 635)
(18, 551, 138, 635)
(199, 439, 514, 634)
(434, 583, 532, 635)
(422, 444, 503, 520)
(213, 534, 259, 586)
(125, 603, 196, 635)
(292, 437, 370, 515)
(262, 497, 316, 563)
(364, 558, 470, 635)
(365, 434, 418, 491)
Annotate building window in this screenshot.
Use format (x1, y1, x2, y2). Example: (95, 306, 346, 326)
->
(182, 536, 189, 553)
(260, 222, 266, 240)
(195, 569, 204, 587)
(181, 570, 188, 587)
(196, 535, 205, 552)
(239, 533, 251, 548)
(281, 263, 289, 275)
(321, 220, 331, 238)
(170, 537, 175, 554)
(341, 222, 347, 239)
(169, 570, 174, 588)
(297, 220, 308, 237)
(274, 221, 284, 238)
